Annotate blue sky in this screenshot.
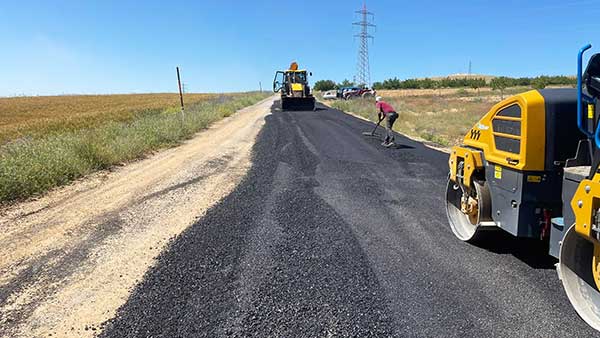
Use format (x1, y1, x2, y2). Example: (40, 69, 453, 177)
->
(1, 0, 600, 96)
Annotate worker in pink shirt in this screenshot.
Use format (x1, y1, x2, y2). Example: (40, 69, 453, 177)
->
(375, 96, 399, 147)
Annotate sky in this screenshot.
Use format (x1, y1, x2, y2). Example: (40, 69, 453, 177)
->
(1, 0, 600, 96)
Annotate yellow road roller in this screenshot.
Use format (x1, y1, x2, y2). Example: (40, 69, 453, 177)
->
(446, 44, 600, 331)
(273, 62, 316, 111)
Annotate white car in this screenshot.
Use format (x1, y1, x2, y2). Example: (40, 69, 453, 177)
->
(322, 90, 337, 100)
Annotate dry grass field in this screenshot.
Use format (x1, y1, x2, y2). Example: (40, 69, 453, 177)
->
(0, 93, 214, 144)
(0, 92, 269, 203)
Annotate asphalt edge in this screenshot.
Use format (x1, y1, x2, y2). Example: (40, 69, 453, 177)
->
(317, 99, 451, 154)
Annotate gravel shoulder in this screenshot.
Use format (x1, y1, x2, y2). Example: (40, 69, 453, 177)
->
(0, 96, 275, 337)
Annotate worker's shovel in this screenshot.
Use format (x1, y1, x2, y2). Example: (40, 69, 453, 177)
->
(362, 117, 383, 137)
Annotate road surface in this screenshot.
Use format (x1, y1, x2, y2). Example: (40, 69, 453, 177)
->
(99, 101, 598, 337)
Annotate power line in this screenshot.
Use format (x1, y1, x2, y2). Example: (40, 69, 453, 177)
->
(353, 1, 375, 88)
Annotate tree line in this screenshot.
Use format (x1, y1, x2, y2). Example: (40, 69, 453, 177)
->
(313, 75, 576, 92)
(313, 79, 354, 91)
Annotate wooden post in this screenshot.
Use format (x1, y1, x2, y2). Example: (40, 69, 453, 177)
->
(176, 67, 185, 119)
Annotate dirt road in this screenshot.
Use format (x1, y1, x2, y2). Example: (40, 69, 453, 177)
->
(0, 96, 275, 337)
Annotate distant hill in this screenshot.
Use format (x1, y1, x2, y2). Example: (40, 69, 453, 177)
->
(425, 73, 575, 84)
(373, 74, 577, 90)
(428, 74, 496, 83)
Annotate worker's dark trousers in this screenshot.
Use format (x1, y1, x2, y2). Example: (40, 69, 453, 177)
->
(385, 112, 399, 143)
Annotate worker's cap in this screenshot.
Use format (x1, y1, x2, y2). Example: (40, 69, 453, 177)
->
(375, 96, 382, 102)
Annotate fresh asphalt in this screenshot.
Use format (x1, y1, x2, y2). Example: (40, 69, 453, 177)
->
(100, 102, 600, 337)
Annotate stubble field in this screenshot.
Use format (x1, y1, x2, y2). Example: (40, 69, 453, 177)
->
(0, 92, 269, 203)
(0, 93, 214, 144)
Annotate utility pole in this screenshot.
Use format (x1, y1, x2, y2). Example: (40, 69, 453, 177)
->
(468, 60, 472, 75)
(259, 81, 262, 92)
(353, 1, 375, 88)
(176, 67, 185, 119)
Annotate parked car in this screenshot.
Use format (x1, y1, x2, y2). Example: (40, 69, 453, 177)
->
(337, 87, 360, 99)
(343, 87, 376, 100)
(322, 90, 337, 100)
(337, 86, 360, 99)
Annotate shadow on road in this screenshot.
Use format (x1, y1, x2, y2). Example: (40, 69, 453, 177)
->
(473, 230, 557, 270)
(388, 144, 415, 150)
